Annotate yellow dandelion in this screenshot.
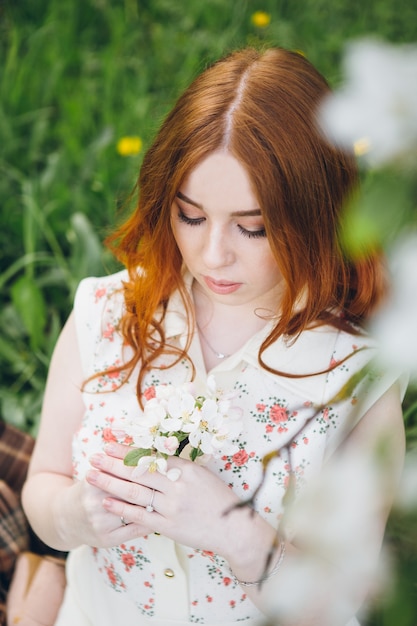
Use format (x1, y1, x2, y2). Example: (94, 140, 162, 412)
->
(251, 11, 271, 28)
(116, 136, 143, 157)
(353, 137, 371, 157)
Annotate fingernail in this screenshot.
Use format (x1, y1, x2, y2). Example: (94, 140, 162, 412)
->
(90, 454, 104, 468)
(86, 470, 98, 484)
(104, 443, 117, 455)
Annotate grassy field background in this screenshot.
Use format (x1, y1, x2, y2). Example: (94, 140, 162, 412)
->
(1, 0, 416, 623)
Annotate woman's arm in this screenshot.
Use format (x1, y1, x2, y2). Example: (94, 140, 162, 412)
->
(22, 312, 151, 551)
(22, 312, 85, 549)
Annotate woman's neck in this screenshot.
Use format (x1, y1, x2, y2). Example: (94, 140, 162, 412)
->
(192, 281, 276, 370)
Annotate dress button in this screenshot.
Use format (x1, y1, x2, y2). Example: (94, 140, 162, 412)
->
(164, 568, 175, 578)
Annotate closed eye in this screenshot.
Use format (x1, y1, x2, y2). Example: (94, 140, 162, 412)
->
(177, 208, 266, 238)
(177, 209, 205, 226)
(175, 193, 267, 238)
(237, 224, 267, 239)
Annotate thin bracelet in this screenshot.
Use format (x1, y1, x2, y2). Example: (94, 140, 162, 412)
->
(232, 540, 286, 587)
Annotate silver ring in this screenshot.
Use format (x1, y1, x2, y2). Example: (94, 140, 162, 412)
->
(120, 516, 129, 526)
(146, 489, 156, 513)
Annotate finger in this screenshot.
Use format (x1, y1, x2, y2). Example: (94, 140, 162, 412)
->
(104, 442, 190, 474)
(89, 452, 169, 493)
(90, 452, 134, 480)
(104, 496, 161, 530)
(109, 518, 150, 543)
(104, 442, 133, 459)
(86, 469, 159, 510)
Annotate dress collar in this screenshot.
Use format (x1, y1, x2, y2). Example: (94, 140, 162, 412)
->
(162, 271, 375, 403)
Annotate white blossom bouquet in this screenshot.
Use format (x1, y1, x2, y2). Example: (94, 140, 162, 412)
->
(122, 376, 243, 480)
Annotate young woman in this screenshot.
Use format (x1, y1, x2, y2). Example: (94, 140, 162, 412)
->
(22, 47, 406, 626)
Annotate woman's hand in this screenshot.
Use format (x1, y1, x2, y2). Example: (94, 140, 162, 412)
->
(86, 442, 266, 560)
(62, 473, 152, 549)
(45, 471, 154, 550)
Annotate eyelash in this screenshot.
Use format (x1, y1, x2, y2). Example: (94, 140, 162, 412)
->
(177, 210, 204, 227)
(237, 225, 267, 239)
(177, 210, 267, 239)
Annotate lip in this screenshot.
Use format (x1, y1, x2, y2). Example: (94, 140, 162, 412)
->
(203, 276, 242, 295)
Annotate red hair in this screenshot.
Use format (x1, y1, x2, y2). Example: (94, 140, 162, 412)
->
(106, 47, 386, 397)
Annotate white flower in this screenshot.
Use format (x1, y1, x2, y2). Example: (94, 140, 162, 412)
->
(370, 233, 417, 378)
(124, 403, 163, 449)
(319, 38, 417, 166)
(164, 388, 199, 431)
(143, 397, 167, 424)
(132, 454, 169, 476)
(154, 434, 180, 455)
(131, 454, 181, 482)
(188, 398, 241, 456)
(123, 377, 243, 473)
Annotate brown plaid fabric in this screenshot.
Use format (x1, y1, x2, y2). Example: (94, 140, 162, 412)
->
(0, 420, 34, 493)
(0, 421, 34, 624)
(0, 482, 30, 623)
(0, 421, 67, 624)
(0, 485, 29, 575)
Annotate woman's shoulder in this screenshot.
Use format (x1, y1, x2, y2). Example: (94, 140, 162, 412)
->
(74, 269, 128, 303)
(262, 322, 375, 377)
(72, 270, 129, 376)
(73, 269, 130, 320)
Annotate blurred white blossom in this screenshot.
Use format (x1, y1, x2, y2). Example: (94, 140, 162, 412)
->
(283, 451, 384, 573)
(371, 234, 417, 378)
(319, 39, 417, 166)
(266, 448, 390, 625)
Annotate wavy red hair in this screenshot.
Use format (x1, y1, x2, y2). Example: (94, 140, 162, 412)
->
(106, 47, 386, 397)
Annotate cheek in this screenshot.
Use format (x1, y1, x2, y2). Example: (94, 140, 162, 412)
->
(258, 251, 282, 283)
(171, 226, 194, 262)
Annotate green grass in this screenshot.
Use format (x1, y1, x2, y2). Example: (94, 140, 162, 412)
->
(1, 0, 416, 431)
(1, 1, 416, 623)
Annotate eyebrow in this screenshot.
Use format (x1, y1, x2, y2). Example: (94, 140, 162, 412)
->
(176, 191, 262, 217)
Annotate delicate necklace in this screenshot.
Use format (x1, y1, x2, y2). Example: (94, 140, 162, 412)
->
(197, 324, 231, 360)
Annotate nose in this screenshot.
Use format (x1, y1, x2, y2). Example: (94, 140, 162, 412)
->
(201, 224, 234, 269)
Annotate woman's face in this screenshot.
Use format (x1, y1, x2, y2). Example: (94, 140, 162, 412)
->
(170, 150, 283, 311)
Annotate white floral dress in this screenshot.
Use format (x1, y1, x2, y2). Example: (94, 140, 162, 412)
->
(59, 269, 406, 626)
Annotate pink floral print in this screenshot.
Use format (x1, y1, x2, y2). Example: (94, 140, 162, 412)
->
(71, 270, 388, 624)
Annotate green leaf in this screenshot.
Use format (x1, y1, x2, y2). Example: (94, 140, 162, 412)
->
(339, 208, 380, 259)
(68, 212, 105, 282)
(339, 168, 415, 259)
(123, 448, 152, 466)
(10, 275, 46, 350)
(189, 447, 203, 462)
(0, 335, 23, 366)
